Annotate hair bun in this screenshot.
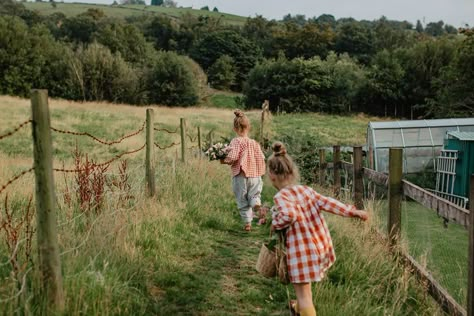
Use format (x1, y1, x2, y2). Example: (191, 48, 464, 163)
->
(234, 109, 244, 117)
(272, 141, 287, 156)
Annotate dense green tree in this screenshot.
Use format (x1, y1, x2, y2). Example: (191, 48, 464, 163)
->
(59, 15, 98, 43)
(191, 30, 261, 89)
(428, 30, 474, 117)
(425, 21, 445, 36)
(151, 0, 163, 5)
(314, 14, 336, 28)
(200, 5, 209, 11)
(208, 55, 236, 90)
(94, 20, 152, 64)
(416, 20, 423, 33)
(335, 21, 375, 64)
(395, 37, 457, 118)
(362, 50, 405, 116)
(146, 15, 179, 51)
(243, 56, 334, 112)
(242, 16, 278, 57)
(145, 51, 199, 106)
(271, 21, 335, 59)
(282, 14, 306, 26)
(71, 42, 142, 103)
(373, 16, 415, 51)
(324, 52, 367, 113)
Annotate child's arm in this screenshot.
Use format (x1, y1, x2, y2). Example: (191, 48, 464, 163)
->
(222, 139, 240, 165)
(315, 191, 367, 220)
(272, 194, 298, 230)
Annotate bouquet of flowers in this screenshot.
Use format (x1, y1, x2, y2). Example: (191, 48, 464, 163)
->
(205, 142, 230, 161)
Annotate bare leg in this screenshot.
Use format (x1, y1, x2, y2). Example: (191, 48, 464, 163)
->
(293, 283, 316, 316)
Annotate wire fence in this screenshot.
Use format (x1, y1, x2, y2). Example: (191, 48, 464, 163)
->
(0, 92, 214, 310)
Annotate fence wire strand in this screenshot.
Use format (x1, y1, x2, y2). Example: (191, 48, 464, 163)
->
(154, 127, 178, 134)
(53, 144, 145, 173)
(0, 120, 32, 141)
(50, 121, 145, 145)
(186, 133, 197, 142)
(154, 141, 180, 150)
(0, 168, 34, 195)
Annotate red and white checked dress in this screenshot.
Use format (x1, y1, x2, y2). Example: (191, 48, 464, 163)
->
(272, 185, 358, 283)
(223, 136, 265, 177)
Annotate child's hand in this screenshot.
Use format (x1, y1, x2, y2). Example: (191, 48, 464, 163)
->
(356, 210, 369, 221)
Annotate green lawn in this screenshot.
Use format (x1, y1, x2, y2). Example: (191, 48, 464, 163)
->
(371, 198, 468, 306)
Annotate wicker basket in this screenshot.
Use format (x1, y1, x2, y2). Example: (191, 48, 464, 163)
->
(256, 243, 277, 278)
(276, 249, 290, 284)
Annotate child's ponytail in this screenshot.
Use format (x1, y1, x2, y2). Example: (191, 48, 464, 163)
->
(268, 142, 299, 184)
(233, 109, 250, 132)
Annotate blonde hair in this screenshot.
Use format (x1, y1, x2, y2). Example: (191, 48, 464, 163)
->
(233, 109, 250, 133)
(267, 142, 300, 184)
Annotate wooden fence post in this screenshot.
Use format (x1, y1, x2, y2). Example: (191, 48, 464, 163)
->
(319, 149, 326, 186)
(145, 109, 155, 197)
(260, 100, 269, 146)
(388, 148, 403, 246)
(180, 118, 186, 163)
(333, 145, 341, 198)
(353, 146, 364, 210)
(31, 90, 64, 311)
(468, 175, 474, 316)
(197, 126, 202, 154)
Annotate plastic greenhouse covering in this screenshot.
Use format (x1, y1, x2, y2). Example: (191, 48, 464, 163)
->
(366, 118, 474, 173)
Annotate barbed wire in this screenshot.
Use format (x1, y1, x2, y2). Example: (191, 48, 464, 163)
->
(186, 133, 197, 142)
(52, 144, 146, 173)
(0, 168, 34, 195)
(154, 127, 178, 134)
(154, 141, 180, 150)
(0, 120, 32, 141)
(50, 121, 145, 146)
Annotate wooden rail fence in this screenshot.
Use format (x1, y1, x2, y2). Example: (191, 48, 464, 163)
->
(319, 145, 473, 316)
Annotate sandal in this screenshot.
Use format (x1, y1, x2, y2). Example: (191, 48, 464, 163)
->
(289, 300, 300, 316)
(244, 223, 252, 231)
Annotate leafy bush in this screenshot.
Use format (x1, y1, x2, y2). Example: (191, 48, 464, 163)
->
(71, 42, 143, 104)
(207, 55, 236, 90)
(191, 30, 262, 90)
(144, 51, 199, 106)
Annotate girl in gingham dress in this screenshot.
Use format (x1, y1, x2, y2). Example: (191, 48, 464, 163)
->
(267, 142, 368, 316)
(221, 110, 266, 231)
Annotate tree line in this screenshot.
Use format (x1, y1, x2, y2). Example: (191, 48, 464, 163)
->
(0, 0, 472, 118)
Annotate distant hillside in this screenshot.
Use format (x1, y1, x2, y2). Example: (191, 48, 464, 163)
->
(23, 2, 248, 25)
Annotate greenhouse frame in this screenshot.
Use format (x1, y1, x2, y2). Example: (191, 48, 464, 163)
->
(366, 118, 474, 173)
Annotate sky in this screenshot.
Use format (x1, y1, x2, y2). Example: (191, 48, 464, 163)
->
(171, 0, 473, 28)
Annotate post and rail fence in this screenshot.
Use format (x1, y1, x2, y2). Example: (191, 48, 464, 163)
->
(319, 145, 473, 316)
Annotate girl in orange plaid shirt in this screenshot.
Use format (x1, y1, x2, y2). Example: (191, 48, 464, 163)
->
(221, 110, 266, 231)
(267, 142, 368, 316)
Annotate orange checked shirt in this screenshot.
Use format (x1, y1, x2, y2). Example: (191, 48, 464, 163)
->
(272, 185, 358, 283)
(223, 136, 265, 177)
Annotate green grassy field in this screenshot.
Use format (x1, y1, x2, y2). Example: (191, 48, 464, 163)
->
(23, 2, 248, 25)
(370, 196, 468, 306)
(0, 95, 444, 315)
